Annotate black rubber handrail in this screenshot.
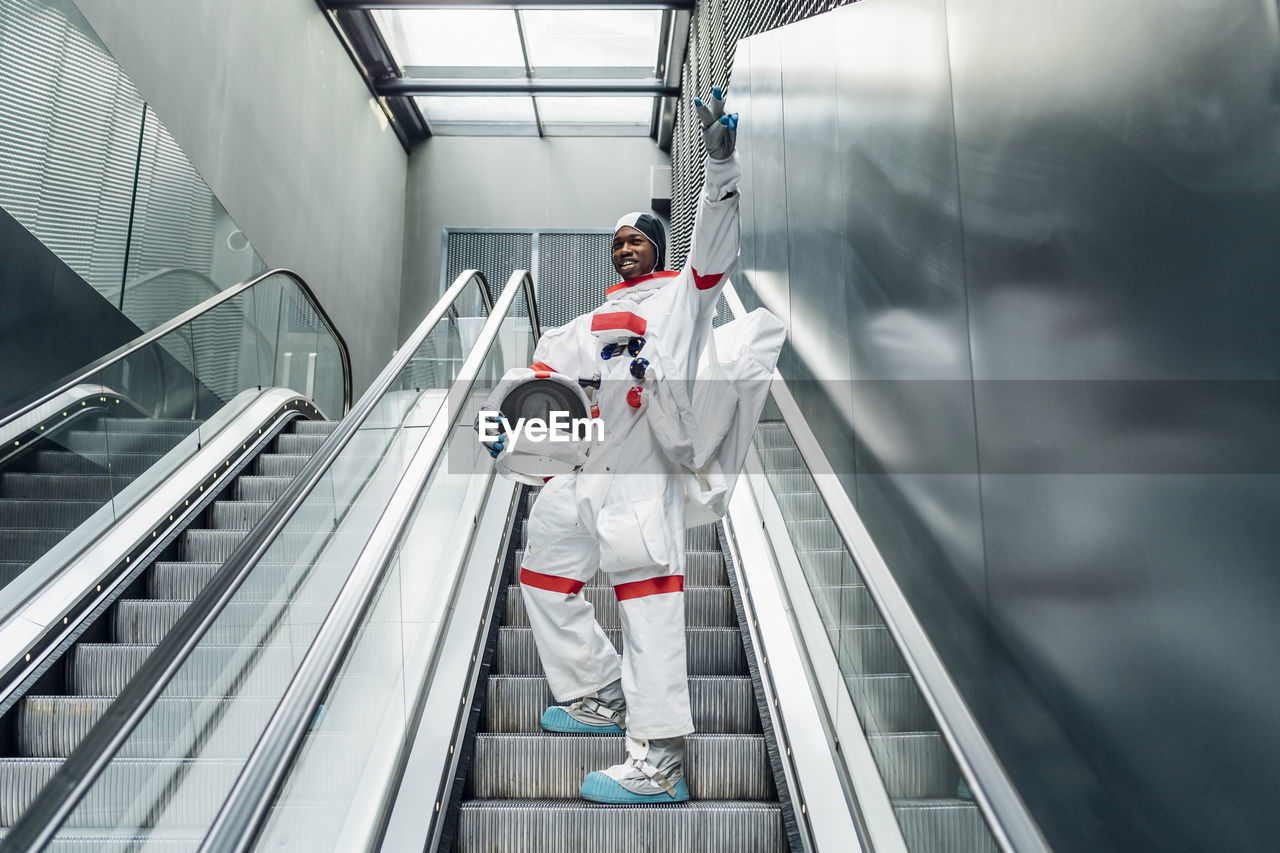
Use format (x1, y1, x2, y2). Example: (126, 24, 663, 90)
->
(1, 270, 494, 851)
(0, 267, 354, 430)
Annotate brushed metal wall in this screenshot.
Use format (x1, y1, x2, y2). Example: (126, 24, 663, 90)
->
(735, 2, 1280, 850)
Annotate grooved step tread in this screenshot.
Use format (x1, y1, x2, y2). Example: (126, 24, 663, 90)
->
(493, 627, 747, 677)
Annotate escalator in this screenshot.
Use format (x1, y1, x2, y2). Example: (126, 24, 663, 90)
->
(449, 487, 786, 851)
(0, 267, 1050, 853)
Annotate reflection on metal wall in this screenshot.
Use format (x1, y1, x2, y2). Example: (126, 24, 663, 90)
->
(734, 2, 1280, 850)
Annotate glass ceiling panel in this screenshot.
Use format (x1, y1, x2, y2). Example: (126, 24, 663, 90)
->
(416, 96, 537, 124)
(536, 97, 652, 125)
(520, 11, 662, 68)
(374, 10, 524, 68)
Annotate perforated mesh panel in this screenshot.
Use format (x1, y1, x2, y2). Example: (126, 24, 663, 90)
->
(537, 231, 616, 329)
(445, 231, 533, 318)
(670, 0, 861, 273)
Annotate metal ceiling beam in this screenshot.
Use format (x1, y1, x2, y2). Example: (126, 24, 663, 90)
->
(323, 0, 694, 9)
(377, 78, 679, 96)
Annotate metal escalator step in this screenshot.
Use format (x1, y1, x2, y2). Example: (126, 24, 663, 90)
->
(147, 562, 221, 600)
(519, 522, 720, 552)
(29, 451, 160, 477)
(233, 476, 294, 502)
(0, 529, 70, 557)
(512, 551, 727, 587)
(836, 626, 908, 675)
(290, 420, 339, 435)
(0, 473, 119, 500)
(59, 431, 186, 456)
(784, 518, 842, 550)
(0, 757, 242, 827)
(0, 829, 202, 850)
(757, 447, 804, 470)
(811, 584, 878, 628)
(776, 492, 827, 520)
(484, 675, 760, 734)
(797, 549, 858, 587)
(272, 434, 327, 455)
(893, 800, 997, 853)
(113, 598, 330, 644)
(208, 500, 272, 530)
(67, 644, 295, 697)
(456, 800, 786, 853)
(97, 417, 197, 434)
(846, 674, 935, 734)
(505, 586, 734, 628)
(255, 453, 307, 478)
(763, 470, 814, 495)
(468, 733, 774, 800)
(868, 732, 961, 799)
(493, 628, 746, 677)
(0, 563, 30, 587)
(180, 529, 247, 563)
(0, 499, 99, 529)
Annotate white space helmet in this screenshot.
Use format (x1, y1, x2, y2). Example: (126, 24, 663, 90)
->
(478, 368, 595, 485)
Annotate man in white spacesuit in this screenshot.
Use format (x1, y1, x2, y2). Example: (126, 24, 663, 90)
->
(482, 88, 747, 804)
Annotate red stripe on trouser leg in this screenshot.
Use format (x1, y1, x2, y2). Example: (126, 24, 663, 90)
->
(520, 567, 585, 595)
(590, 312, 647, 336)
(691, 267, 723, 291)
(613, 574, 684, 601)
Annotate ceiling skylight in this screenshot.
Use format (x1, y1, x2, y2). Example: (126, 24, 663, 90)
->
(373, 10, 525, 68)
(520, 11, 662, 69)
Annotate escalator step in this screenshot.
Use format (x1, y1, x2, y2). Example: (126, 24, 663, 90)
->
(493, 628, 746, 677)
(58, 431, 187, 456)
(511, 551, 727, 587)
(757, 447, 804, 470)
(255, 453, 308, 478)
(233, 476, 294, 502)
(272, 434, 327, 456)
(868, 732, 962, 799)
(208, 500, 272, 530)
(782, 518, 842, 550)
(775, 492, 827, 520)
(0, 563, 31, 587)
(0, 758, 242, 827)
(467, 734, 775, 800)
(811, 584, 879, 629)
(762, 470, 815, 495)
(893, 800, 997, 853)
(504, 586, 734, 628)
(66, 644, 296, 697)
(835, 626, 909, 676)
(179, 529, 247, 564)
(796, 549, 858, 587)
(29, 451, 162, 477)
(147, 562, 221, 600)
(0, 499, 99, 529)
(290, 420, 339, 435)
(846, 674, 935, 734)
(456, 800, 786, 853)
(0, 830, 202, 850)
(96, 418, 197, 434)
(0, 529, 71, 557)
(112, 599, 331, 645)
(0, 474, 121, 500)
(484, 676, 760, 735)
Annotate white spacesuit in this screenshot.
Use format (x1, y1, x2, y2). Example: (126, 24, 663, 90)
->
(480, 90, 782, 804)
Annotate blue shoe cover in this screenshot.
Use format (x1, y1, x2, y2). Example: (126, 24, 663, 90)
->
(580, 771, 690, 804)
(540, 706, 624, 735)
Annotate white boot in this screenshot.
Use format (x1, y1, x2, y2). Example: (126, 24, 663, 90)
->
(580, 734, 689, 803)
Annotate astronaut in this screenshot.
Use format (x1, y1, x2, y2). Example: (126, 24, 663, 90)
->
(481, 89, 746, 804)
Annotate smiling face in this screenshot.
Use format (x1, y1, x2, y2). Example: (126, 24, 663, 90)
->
(611, 226, 657, 280)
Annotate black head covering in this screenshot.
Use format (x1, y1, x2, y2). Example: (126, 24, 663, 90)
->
(613, 211, 667, 274)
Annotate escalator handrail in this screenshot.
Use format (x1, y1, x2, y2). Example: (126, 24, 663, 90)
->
(2, 269, 500, 851)
(0, 267, 355, 429)
(721, 283, 1051, 853)
(202, 270, 535, 853)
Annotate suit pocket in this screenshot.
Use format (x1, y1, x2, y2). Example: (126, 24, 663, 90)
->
(597, 496, 670, 573)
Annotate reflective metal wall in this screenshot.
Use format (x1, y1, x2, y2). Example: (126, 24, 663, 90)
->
(735, 2, 1280, 850)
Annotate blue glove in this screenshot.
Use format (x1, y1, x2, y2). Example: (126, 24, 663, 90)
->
(694, 86, 739, 161)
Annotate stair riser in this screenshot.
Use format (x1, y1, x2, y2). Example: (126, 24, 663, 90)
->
(0, 475, 121, 501)
(0, 501, 99, 529)
(272, 434, 327, 455)
(847, 675, 936, 734)
(112, 599, 331, 645)
(837, 627, 909, 676)
(58, 432, 186, 456)
(493, 628, 747, 677)
(208, 501, 272, 530)
(29, 452, 159, 477)
(504, 586, 735, 629)
(485, 676, 761, 735)
(233, 476, 293, 502)
(811, 585, 880, 629)
(894, 802, 998, 853)
(467, 735, 775, 800)
(456, 802, 787, 853)
(868, 733, 962, 799)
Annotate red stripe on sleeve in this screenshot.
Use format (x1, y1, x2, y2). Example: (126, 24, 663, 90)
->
(691, 267, 723, 291)
(530, 361, 556, 373)
(520, 567, 585, 595)
(614, 574, 684, 601)
(590, 312, 648, 336)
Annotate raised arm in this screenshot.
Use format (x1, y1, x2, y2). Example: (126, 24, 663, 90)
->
(686, 87, 742, 307)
